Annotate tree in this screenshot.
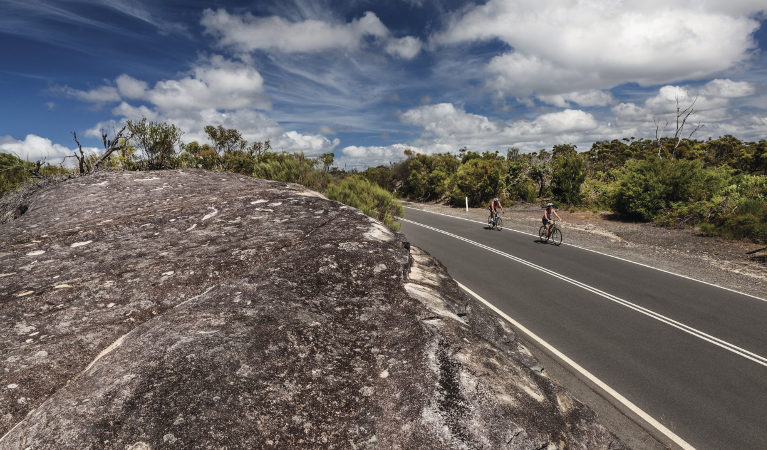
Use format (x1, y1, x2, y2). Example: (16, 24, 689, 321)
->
(551, 154, 586, 206)
(654, 96, 704, 158)
(181, 141, 219, 170)
(126, 118, 182, 170)
(319, 152, 335, 173)
(448, 157, 502, 206)
(204, 125, 247, 154)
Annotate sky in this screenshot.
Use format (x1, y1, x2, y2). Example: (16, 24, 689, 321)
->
(1, 0, 766, 169)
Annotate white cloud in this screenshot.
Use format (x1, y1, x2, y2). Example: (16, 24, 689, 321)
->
(397, 102, 606, 155)
(338, 143, 422, 168)
(115, 74, 148, 99)
(144, 56, 267, 112)
(612, 102, 649, 121)
(701, 78, 755, 98)
(201, 9, 388, 54)
(435, 0, 764, 96)
(538, 90, 615, 108)
(57, 85, 121, 103)
(385, 36, 423, 59)
(59, 56, 268, 114)
(0, 134, 98, 164)
(201, 8, 422, 60)
(532, 109, 599, 134)
(609, 80, 764, 140)
(274, 131, 339, 156)
(400, 103, 499, 137)
(110, 102, 159, 122)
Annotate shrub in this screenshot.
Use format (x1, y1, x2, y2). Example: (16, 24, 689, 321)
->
(551, 154, 586, 206)
(127, 118, 183, 170)
(611, 158, 730, 222)
(325, 175, 403, 231)
(509, 179, 538, 203)
(0, 153, 32, 197)
(611, 158, 667, 221)
(253, 152, 330, 191)
(447, 158, 503, 207)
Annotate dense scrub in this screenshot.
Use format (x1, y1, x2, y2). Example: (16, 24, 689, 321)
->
(3, 118, 765, 241)
(360, 136, 767, 242)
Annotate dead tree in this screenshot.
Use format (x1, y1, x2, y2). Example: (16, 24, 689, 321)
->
(27, 160, 43, 178)
(71, 125, 129, 174)
(655, 96, 704, 158)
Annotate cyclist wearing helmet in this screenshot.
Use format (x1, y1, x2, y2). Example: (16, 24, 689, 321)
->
(489, 197, 504, 221)
(542, 203, 561, 238)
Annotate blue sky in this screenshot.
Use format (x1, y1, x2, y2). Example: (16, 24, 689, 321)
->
(1, 0, 766, 169)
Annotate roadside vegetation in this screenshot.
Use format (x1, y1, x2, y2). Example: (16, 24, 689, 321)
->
(367, 137, 767, 242)
(2, 118, 766, 241)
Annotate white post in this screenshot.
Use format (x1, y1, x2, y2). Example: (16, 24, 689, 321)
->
(465, 196, 469, 212)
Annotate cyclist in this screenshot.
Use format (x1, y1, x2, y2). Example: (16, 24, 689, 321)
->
(489, 197, 504, 223)
(542, 202, 561, 239)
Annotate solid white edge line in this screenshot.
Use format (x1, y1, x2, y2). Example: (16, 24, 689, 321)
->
(402, 205, 767, 303)
(456, 281, 695, 450)
(401, 217, 767, 367)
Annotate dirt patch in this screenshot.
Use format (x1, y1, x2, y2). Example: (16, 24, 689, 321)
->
(403, 201, 767, 300)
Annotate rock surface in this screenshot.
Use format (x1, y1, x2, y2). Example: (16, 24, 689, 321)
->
(0, 170, 624, 449)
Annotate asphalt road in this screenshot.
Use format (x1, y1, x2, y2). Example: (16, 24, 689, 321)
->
(400, 207, 767, 450)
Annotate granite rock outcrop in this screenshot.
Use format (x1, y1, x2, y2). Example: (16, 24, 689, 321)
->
(0, 170, 624, 449)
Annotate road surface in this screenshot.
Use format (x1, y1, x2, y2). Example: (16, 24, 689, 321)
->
(400, 206, 767, 449)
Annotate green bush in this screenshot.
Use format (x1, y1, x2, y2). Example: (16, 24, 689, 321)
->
(610, 158, 667, 221)
(447, 158, 503, 207)
(325, 175, 403, 231)
(397, 153, 459, 201)
(361, 165, 396, 192)
(253, 152, 331, 191)
(0, 153, 32, 197)
(551, 154, 586, 206)
(611, 158, 730, 222)
(509, 179, 538, 203)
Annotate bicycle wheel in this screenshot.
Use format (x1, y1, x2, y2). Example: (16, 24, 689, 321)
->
(550, 227, 562, 246)
(538, 225, 547, 241)
(496, 216, 503, 230)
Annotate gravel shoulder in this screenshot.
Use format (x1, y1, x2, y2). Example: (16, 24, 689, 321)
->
(402, 201, 767, 303)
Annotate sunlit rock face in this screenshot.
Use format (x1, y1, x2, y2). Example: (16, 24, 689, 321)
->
(0, 170, 623, 449)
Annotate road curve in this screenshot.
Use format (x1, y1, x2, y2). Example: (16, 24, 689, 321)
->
(400, 206, 767, 450)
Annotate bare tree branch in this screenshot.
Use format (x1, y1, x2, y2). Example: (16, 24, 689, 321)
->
(654, 118, 668, 157)
(27, 160, 43, 178)
(72, 131, 87, 175)
(93, 125, 128, 171)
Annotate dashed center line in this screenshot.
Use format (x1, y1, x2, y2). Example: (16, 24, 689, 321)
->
(401, 216, 767, 368)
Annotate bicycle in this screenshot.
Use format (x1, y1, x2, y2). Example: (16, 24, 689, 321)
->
(538, 219, 562, 246)
(488, 211, 503, 230)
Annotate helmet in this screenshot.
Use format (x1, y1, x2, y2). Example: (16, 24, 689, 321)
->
(494, 198, 499, 202)
(545, 202, 554, 207)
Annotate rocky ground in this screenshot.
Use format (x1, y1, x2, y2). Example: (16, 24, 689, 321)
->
(402, 201, 767, 301)
(0, 170, 625, 449)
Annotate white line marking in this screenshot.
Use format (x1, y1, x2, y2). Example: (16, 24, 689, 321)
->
(403, 205, 767, 303)
(456, 282, 695, 450)
(401, 217, 767, 367)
